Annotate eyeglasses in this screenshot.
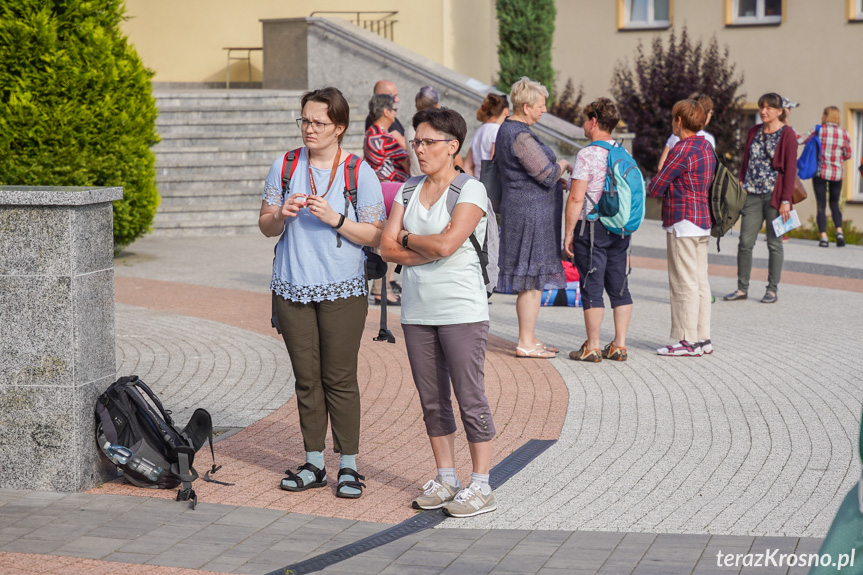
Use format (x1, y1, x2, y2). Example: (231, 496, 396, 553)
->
(409, 138, 454, 150)
(297, 118, 334, 132)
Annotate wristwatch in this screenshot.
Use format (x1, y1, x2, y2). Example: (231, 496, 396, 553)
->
(781, 201, 790, 205)
(402, 232, 411, 248)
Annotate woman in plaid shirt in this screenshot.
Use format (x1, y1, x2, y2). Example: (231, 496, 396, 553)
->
(796, 106, 852, 247)
(647, 99, 716, 357)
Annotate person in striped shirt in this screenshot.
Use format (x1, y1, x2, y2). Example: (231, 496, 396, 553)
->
(796, 106, 852, 247)
(648, 98, 716, 357)
(364, 94, 409, 183)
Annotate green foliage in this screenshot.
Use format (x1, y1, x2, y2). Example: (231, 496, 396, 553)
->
(0, 0, 160, 251)
(785, 216, 861, 245)
(548, 78, 585, 127)
(610, 27, 745, 179)
(495, 0, 556, 100)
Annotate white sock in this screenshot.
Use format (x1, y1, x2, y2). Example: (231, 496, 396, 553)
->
(471, 472, 491, 495)
(438, 468, 459, 487)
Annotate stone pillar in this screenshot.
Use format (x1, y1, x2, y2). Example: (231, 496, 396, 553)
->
(260, 18, 308, 90)
(0, 186, 123, 492)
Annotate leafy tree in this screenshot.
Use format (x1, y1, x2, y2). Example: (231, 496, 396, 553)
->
(496, 0, 556, 99)
(548, 78, 585, 127)
(610, 27, 745, 178)
(0, 0, 160, 250)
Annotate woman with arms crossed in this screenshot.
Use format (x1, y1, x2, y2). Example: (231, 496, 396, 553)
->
(381, 107, 496, 518)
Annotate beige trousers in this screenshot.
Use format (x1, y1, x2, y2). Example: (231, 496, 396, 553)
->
(666, 233, 711, 342)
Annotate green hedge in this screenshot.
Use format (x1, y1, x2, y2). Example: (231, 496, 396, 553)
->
(496, 0, 556, 99)
(0, 0, 159, 251)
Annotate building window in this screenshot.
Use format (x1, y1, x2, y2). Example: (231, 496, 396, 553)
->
(725, 0, 783, 26)
(848, 0, 863, 21)
(618, 0, 671, 29)
(853, 110, 863, 202)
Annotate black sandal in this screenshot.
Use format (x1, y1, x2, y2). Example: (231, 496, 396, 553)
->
(280, 462, 327, 492)
(335, 468, 366, 499)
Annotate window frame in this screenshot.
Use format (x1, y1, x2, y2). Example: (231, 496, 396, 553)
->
(616, 0, 673, 31)
(847, 0, 863, 21)
(724, 0, 785, 27)
(848, 105, 863, 203)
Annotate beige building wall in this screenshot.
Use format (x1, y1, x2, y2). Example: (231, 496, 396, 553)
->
(553, 0, 863, 215)
(122, 0, 498, 86)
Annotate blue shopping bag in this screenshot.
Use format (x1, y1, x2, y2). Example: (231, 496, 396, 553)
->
(797, 125, 821, 180)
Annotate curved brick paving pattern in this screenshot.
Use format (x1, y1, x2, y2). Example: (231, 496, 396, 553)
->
(456, 267, 863, 537)
(99, 280, 567, 524)
(116, 305, 295, 428)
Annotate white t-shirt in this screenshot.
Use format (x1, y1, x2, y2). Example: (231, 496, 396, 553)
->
(469, 123, 501, 180)
(397, 177, 489, 325)
(666, 130, 715, 149)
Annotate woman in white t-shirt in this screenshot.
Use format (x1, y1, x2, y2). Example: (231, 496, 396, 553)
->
(657, 92, 716, 172)
(381, 107, 496, 519)
(464, 93, 509, 179)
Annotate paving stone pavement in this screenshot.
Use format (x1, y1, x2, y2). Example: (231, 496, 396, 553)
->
(3, 225, 861, 574)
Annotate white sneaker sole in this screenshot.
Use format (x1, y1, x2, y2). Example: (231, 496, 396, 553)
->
(412, 499, 453, 510)
(657, 348, 703, 357)
(442, 502, 498, 518)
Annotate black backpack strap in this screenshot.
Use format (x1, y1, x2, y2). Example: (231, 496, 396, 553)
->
(174, 448, 197, 509)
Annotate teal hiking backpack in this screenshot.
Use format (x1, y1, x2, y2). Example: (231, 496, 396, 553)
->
(584, 140, 646, 236)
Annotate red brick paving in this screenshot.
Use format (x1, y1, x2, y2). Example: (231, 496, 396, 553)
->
(100, 277, 567, 524)
(0, 552, 231, 575)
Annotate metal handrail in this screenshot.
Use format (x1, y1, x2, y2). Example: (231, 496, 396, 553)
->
(308, 17, 584, 150)
(309, 11, 398, 41)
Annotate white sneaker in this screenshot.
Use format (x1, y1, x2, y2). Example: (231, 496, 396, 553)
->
(412, 476, 459, 510)
(443, 482, 497, 518)
(656, 340, 703, 356)
(699, 339, 713, 354)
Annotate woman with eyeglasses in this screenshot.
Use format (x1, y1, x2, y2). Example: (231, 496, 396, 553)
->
(364, 93, 409, 183)
(724, 92, 796, 304)
(259, 87, 385, 500)
(495, 77, 571, 358)
(381, 107, 497, 518)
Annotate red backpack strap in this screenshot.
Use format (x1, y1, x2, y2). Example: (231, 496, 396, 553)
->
(342, 154, 362, 215)
(280, 148, 302, 201)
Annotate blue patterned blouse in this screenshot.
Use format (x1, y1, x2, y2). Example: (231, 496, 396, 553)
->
(262, 149, 385, 303)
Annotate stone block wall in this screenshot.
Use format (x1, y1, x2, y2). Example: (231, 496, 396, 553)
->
(0, 186, 123, 492)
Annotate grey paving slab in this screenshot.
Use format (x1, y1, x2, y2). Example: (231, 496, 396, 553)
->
(52, 535, 128, 558)
(146, 541, 226, 569)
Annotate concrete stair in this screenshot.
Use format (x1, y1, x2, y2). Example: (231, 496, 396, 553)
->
(152, 90, 365, 236)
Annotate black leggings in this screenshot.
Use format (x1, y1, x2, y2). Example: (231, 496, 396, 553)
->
(812, 176, 843, 233)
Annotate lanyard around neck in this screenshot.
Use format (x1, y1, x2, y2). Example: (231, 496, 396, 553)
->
(307, 148, 341, 198)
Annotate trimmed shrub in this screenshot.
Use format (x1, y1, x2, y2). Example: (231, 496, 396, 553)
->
(0, 0, 160, 251)
(610, 27, 745, 179)
(496, 0, 556, 99)
(548, 78, 585, 127)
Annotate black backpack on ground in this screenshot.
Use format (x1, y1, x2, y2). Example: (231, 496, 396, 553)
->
(95, 375, 232, 509)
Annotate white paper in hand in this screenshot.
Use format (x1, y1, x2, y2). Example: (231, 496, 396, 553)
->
(772, 209, 801, 237)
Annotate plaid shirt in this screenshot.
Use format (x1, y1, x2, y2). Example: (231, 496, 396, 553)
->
(799, 123, 852, 181)
(648, 135, 715, 229)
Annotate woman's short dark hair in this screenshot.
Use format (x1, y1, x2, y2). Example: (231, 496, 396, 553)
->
(412, 107, 467, 154)
(301, 87, 350, 144)
(758, 92, 787, 121)
(369, 94, 395, 123)
(584, 98, 620, 133)
(476, 93, 509, 122)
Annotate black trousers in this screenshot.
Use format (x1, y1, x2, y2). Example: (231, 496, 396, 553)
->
(812, 176, 843, 233)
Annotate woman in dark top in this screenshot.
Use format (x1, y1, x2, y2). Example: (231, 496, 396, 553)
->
(724, 93, 796, 304)
(496, 77, 571, 358)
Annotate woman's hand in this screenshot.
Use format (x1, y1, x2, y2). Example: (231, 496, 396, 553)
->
(564, 231, 575, 259)
(277, 195, 305, 221)
(557, 159, 572, 181)
(779, 201, 791, 222)
(306, 195, 339, 227)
